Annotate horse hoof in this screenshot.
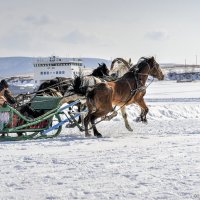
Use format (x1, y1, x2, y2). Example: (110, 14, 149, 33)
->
(135, 117, 141, 122)
(128, 127, 133, 132)
(125, 125, 133, 131)
(17, 133, 24, 137)
(85, 133, 92, 137)
(142, 120, 148, 124)
(95, 133, 102, 138)
(66, 123, 76, 128)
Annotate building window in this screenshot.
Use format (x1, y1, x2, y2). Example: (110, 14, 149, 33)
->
(40, 72, 43, 75)
(56, 71, 58, 74)
(62, 71, 65, 74)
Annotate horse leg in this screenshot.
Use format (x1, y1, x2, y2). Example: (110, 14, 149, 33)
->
(136, 98, 149, 124)
(136, 108, 143, 122)
(142, 108, 149, 123)
(84, 112, 92, 137)
(79, 103, 92, 129)
(90, 114, 102, 138)
(77, 103, 82, 124)
(81, 110, 92, 130)
(120, 107, 133, 131)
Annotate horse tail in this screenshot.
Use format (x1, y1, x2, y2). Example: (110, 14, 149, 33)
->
(86, 89, 97, 113)
(73, 76, 83, 94)
(87, 89, 95, 100)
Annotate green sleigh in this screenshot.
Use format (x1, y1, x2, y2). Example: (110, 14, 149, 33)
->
(0, 96, 81, 142)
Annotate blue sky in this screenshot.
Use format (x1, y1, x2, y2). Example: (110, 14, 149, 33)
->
(0, 0, 200, 64)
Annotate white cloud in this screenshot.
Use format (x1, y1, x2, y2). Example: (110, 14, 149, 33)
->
(145, 30, 169, 41)
(24, 15, 50, 26)
(0, 31, 31, 51)
(62, 30, 100, 44)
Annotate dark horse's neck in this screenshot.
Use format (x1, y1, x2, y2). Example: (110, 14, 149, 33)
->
(137, 61, 151, 85)
(121, 60, 151, 87)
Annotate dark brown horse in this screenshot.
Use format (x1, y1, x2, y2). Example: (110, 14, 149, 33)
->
(84, 57, 164, 137)
(36, 77, 72, 96)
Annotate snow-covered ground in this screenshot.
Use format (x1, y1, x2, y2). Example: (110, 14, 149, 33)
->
(0, 80, 200, 200)
(146, 80, 200, 99)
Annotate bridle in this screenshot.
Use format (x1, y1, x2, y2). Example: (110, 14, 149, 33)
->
(124, 59, 160, 97)
(137, 59, 162, 79)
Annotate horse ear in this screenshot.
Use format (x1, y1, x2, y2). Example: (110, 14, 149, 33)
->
(128, 58, 131, 64)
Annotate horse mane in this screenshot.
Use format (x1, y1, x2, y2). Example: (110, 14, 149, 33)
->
(118, 56, 155, 79)
(73, 76, 82, 93)
(138, 56, 154, 65)
(129, 56, 154, 72)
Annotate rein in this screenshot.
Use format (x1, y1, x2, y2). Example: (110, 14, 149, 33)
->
(35, 80, 72, 94)
(19, 79, 72, 97)
(13, 79, 73, 108)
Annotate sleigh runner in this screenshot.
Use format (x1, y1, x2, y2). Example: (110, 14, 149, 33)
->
(0, 96, 83, 141)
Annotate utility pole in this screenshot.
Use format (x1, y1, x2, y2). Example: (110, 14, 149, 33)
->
(196, 55, 198, 66)
(184, 58, 187, 73)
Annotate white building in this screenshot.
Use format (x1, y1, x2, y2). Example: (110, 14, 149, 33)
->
(33, 56, 84, 86)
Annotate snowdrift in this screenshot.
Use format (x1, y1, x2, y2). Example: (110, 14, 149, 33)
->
(121, 103, 200, 121)
(147, 104, 200, 120)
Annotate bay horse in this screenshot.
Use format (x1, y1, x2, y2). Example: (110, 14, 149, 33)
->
(84, 56, 164, 137)
(67, 60, 131, 128)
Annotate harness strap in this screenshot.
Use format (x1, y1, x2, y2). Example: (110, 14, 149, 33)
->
(126, 80, 136, 95)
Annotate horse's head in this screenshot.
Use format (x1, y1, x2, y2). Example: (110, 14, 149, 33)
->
(91, 63, 109, 78)
(4, 89, 16, 105)
(147, 57, 164, 80)
(110, 58, 131, 79)
(37, 81, 51, 91)
(98, 63, 110, 76)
